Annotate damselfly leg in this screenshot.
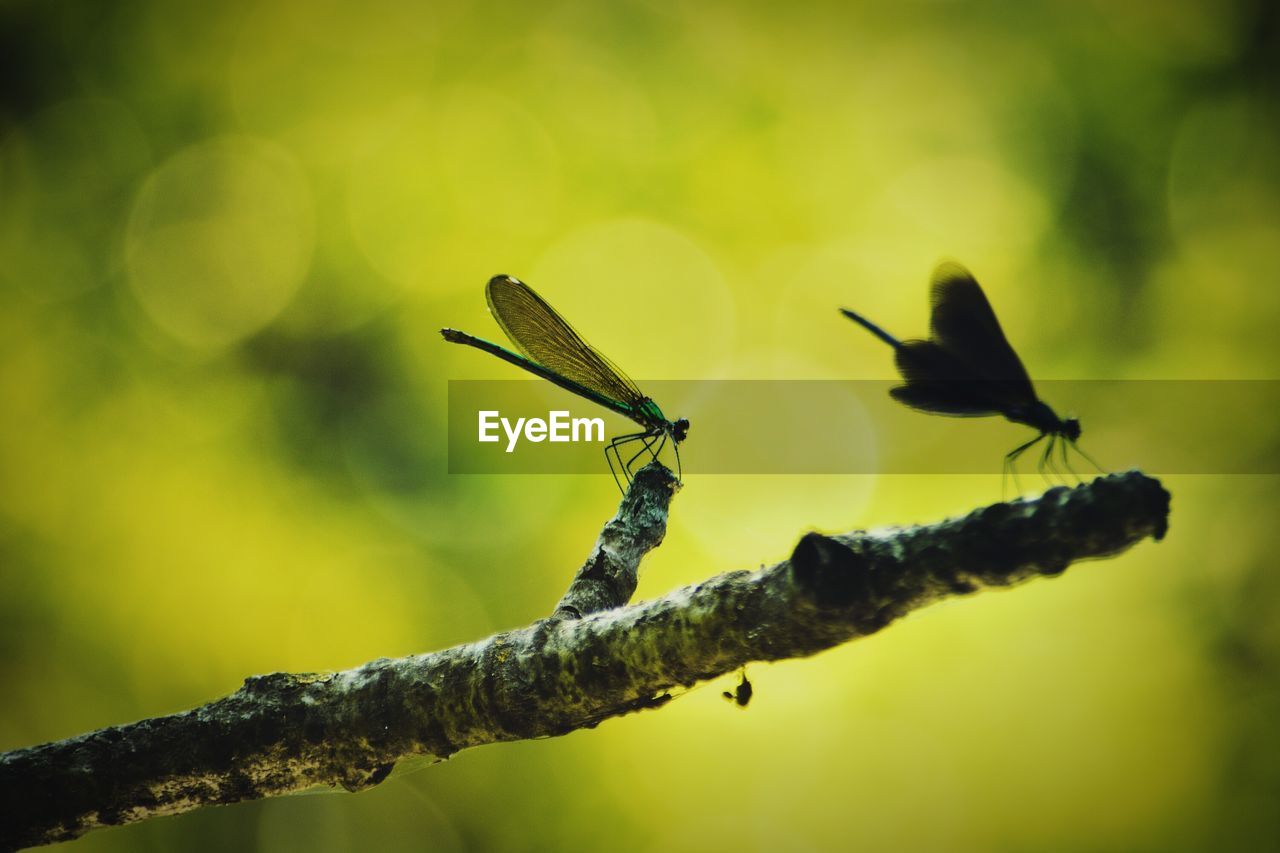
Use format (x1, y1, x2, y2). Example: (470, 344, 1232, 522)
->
(1003, 432, 1048, 498)
(1039, 434, 1070, 485)
(606, 432, 645, 492)
(1069, 441, 1106, 476)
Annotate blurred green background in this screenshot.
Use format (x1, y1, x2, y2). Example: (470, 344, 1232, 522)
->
(2, 0, 1279, 850)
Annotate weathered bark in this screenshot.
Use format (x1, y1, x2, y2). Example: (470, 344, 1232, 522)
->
(0, 467, 1170, 850)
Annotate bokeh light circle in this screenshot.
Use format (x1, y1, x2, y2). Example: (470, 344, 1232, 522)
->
(530, 218, 735, 379)
(346, 89, 562, 294)
(125, 137, 315, 349)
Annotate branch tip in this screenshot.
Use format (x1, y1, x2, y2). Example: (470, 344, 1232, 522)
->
(552, 461, 678, 619)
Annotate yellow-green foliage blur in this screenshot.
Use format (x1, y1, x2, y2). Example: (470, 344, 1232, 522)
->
(2, 1, 1278, 850)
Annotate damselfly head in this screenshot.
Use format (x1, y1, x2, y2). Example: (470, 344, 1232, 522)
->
(672, 418, 690, 443)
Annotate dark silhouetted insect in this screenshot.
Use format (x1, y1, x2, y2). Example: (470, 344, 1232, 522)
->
(841, 262, 1101, 488)
(722, 670, 752, 708)
(442, 275, 688, 489)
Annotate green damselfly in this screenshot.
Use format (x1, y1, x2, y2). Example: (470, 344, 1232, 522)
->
(442, 275, 688, 488)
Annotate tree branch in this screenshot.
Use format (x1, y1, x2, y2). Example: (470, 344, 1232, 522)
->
(553, 464, 680, 618)
(0, 468, 1169, 850)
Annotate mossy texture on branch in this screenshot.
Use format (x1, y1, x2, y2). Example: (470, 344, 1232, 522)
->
(0, 468, 1169, 850)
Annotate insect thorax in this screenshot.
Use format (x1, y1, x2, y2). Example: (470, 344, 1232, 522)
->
(636, 398, 666, 424)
